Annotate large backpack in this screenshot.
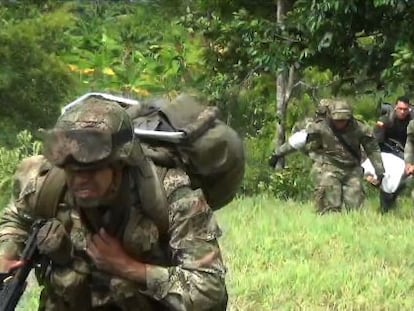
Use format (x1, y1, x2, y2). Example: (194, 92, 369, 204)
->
(127, 92, 245, 210)
(32, 92, 245, 235)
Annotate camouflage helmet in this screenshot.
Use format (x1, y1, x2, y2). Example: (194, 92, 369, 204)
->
(42, 96, 139, 168)
(329, 99, 353, 120)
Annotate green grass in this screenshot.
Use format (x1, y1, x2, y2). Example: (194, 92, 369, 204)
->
(217, 195, 414, 310)
(15, 195, 414, 310)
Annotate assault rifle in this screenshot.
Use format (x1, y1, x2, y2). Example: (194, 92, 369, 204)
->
(380, 138, 404, 159)
(0, 219, 45, 311)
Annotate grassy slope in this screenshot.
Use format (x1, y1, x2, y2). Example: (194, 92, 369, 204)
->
(16, 195, 414, 311)
(217, 196, 414, 311)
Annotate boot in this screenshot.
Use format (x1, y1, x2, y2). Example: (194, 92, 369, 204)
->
(379, 190, 397, 213)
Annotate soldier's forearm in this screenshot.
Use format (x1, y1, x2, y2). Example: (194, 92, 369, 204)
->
(404, 141, 414, 164)
(362, 138, 385, 176)
(367, 153, 385, 177)
(141, 264, 226, 310)
(0, 214, 29, 259)
(274, 130, 312, 157)
(274, 142, 297, 157)
(373, 127, 385, 142)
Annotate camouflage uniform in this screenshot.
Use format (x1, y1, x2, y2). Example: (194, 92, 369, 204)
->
(0, 98, 227, 310)
(275, 99, 385, 214)
(282, 100, 331, 185)
(405, 119, 414, 174)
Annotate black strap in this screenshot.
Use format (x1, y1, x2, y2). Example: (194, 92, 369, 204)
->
(328, 121, 361, 163)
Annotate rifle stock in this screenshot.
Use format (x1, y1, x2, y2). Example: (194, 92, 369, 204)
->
(0, 219, 45, 311)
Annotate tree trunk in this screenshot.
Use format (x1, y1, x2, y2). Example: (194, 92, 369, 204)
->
(274, 0, 295, 168)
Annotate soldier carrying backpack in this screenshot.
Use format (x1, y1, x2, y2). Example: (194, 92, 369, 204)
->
(0, 92, 245, 311)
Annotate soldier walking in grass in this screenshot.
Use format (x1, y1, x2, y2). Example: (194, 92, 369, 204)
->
(269, 99, 385, 214)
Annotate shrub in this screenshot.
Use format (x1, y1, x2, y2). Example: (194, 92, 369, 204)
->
(0, 131, 42, 208)
(241, 136, 314, 201)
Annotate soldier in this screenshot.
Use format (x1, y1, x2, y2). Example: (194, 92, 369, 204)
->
(269, 99, 385, 214)
(404, 118, 414, 180)
(374, 96, 412, 212)
(0, 97, 228, 310)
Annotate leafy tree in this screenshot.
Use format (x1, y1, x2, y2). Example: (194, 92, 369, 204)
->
(0, 4, 78, 141)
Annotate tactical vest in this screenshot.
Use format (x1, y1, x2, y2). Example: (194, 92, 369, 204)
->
(34, 157, 170, 238)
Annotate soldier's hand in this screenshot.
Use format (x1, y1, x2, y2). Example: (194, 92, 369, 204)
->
(405, 164, 414, 176)
(268, 154, 281, 168)
(36, 219, 73, 265)
(0, 257, 24, 273)
(365, 174, 382, 187)
(86, 228, 146, 282)
(87, 228, 132, 275)
(374, 173, 384, 187)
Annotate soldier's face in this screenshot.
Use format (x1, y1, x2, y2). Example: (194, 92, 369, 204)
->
(395, 101, 410, 120)
(64, 165, 115, 206)
(332, 119, 349, 130)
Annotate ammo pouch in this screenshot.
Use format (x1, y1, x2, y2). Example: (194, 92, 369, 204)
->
(129, 93, 245, 210)
(45, 258, 92, 310)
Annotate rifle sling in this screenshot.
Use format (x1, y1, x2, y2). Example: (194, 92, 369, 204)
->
(328, 122, 361, 163)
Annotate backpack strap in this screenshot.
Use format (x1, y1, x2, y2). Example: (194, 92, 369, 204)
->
(35, 166, 67, 219)
(132, 159, 170, 237)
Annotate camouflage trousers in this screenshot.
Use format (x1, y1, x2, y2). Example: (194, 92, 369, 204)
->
(314, 164, 364, 214)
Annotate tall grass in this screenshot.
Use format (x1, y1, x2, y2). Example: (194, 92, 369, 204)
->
(13, 195, 414, 310)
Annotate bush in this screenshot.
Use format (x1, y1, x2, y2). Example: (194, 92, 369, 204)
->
(0, 131, 42, 208)
(0, 5, 78, 133)
(241, 136, 314, 201)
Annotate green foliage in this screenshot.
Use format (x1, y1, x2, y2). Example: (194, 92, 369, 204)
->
(0, 131, 42, 207)
(289, 0, 414, 93)
(179, 6, 281, 128)
(0, 5, 78, 133)
(352, 95, 380, 121)
(242, 137, 313, 201)
(63, 3, 207, 97)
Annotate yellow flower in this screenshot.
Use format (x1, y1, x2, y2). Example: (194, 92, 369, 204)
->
(131, 87, 150, 97)
(68, 64, 79, 72)
(102, 67, 116, 76)
(82, 68, 95, 75)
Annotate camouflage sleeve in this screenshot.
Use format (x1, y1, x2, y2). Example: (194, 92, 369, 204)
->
(405, 120, 414, 164)
(0, 156, 45, 259)
(359, 122, 385, 176)
(141, 169, 227, 310)
(274, 140, 297, 157)
(275, 121, 322, 157)
(304, 121, 323, 150)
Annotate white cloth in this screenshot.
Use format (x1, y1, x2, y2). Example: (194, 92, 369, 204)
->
(288, 130, 308, 150)
(361, 152, 405, 193)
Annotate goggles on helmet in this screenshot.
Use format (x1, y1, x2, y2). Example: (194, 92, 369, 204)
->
(42, 128, 133, 167)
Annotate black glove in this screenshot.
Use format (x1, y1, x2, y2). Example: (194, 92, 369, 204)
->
(268, 153, 281, 168)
